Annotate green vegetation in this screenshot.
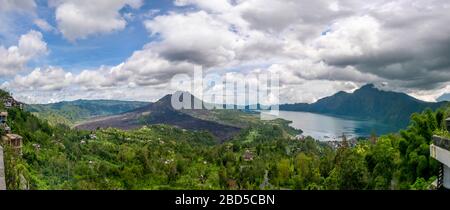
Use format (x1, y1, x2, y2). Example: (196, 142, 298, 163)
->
(2, 90, 449, 190)
(0, 89, 9, 110)
(183, 109, 263, 128)
(183, 109, 302, 136)
(1, 105, 448, 189)
(434, 129, 450, 139)
(26, 100, 149, 126)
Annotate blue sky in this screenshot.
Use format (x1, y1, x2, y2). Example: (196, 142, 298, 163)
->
(1, 0, 181, 73)
(1, 0, 450, 104)
(31, 0, 173, 71)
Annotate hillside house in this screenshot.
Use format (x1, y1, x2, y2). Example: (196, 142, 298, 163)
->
(243, 149, 254, 161)
(3, 99, 12, 108)
(2, 134, 23, 155)
(2, 97, 23, 110)
(430, 118, 450, 189)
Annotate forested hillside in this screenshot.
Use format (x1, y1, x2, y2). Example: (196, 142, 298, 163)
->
(2, 87, 448, 189)
(75, 93, 300, 142)
(26, 100, 149, 126)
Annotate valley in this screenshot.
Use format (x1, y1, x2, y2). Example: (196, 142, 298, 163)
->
(1, 86, 449, 190)
(27, 100, 149, 126)
(71, 93, 298, 142)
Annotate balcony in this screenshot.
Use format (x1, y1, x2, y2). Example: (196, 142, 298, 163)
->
(430, 144, 450, 168)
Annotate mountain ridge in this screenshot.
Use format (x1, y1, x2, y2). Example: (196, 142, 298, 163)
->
(26, 99, 150, 126)
(18, 84, 449, 135)
(437, 93, 450, 102)
(280, 84, 447, 127)
(75, 92, 242, 142)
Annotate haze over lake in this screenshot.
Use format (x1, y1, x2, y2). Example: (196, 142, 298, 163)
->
(262, 111, 403, 141)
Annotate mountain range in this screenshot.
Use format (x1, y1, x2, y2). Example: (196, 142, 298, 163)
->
(23, 84, 448, 140)
(74, 93, 244, 142)
(280, 84, 447, 127)
(26, 100, 149, 126)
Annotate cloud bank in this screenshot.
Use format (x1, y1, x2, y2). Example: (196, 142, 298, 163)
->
(0, 30, 47, 76)
(1, 0, 450, 104)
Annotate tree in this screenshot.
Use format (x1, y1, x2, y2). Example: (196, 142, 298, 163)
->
(365, 137, 399, 189)
(335, 149, 368, 190)
(294, 153, 320, 189)
(435, 109, 445, 130)
(370, 130, 377, 144)
(276, 159, 291, 186)
(341, 133, 349, 148)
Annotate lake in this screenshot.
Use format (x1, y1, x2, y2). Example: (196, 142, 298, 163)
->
(261, 110, 403, 141)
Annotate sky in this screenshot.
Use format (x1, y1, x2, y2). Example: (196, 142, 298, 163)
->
(0, 0, 450, 104)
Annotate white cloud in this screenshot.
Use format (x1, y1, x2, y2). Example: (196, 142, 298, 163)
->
(1, 47, 197, 103)
(280, 80, 359, 104)
(144, 11, 242, 67)
(0, 0, 36, 13)
(0, 0, 37, 45)
(174, 0, 233, 13)
(314, 15, 382, 60)
(409, 84, 450, 102)
(4, 0, 450, 103)
(0, 30, 48, 76)
(33, 19, 56, 32)
(17, 30, 48, 57)
(267, 60, 380, 85)
(139, 9, 160, 19)
(53, 0, 143, 41)
(5, 67, 73, 91)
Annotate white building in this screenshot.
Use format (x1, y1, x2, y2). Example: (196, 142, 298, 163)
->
(430, 118, 450, 189)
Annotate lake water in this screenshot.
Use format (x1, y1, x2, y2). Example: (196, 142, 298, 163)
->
(261, 110, 403, 141)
